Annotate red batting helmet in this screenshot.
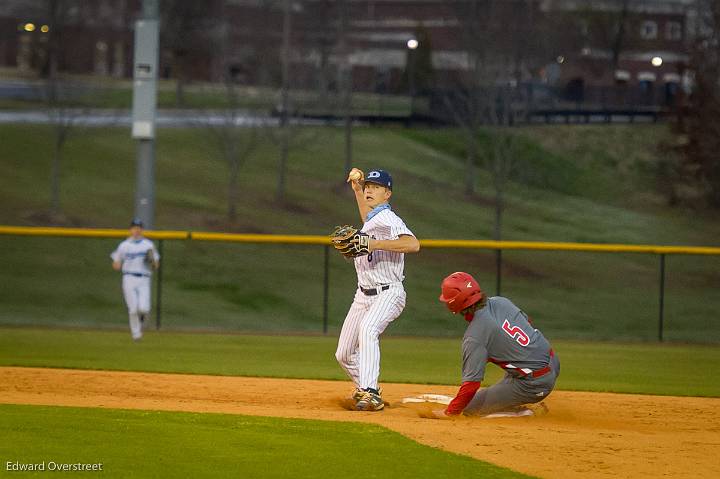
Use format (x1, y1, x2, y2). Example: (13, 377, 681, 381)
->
(439, 272, 485, 314)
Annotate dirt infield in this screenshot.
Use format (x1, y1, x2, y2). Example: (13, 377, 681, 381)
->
(1, 367, 719, 478)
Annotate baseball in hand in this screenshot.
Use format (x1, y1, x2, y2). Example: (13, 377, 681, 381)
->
(347, 168, 364, 183)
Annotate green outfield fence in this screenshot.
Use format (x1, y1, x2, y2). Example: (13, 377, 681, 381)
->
(1, 226, 720, 341)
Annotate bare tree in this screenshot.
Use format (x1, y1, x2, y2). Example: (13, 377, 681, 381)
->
(42, 0, 86, 218)
(304, 0, 338, 109)
(337, 0, 353, 178)
(160, 0, 214, 107)
(487, 128, 520, 242)
(205, 93, 262, 223)
(46, 90, 81, 218)
(300, 0, 353, 180)
(272, 0, 338, 203)
(276, 0, 292, 203)
(202, 4, 263, 222)
(666, 0, 720, 207)
(573, 0, 633, 73)
(609, 0, 631, 70)
(444, 0, 545, 240)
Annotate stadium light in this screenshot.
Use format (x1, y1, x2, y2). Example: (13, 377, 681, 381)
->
(24, 23, 35, 32)
(651, 56, 663, 67)
(407, 38, 419, 50)
(41, 25, 49, 33)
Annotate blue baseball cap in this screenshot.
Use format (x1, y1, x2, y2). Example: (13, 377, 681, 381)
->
(130, 218, 144, 227)
(364, 169, 393, 190)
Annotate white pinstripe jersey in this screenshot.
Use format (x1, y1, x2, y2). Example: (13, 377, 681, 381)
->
(354, 208, 414, 288)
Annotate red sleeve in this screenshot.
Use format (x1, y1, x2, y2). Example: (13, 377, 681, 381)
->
(444, 381, 481, 416)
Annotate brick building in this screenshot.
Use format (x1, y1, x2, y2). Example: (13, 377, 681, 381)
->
(544, 0, 696, 106)
(0, 0, 136, 78)
(0, 0, 700, 105)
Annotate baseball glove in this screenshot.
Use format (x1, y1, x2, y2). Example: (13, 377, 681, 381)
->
(144, 249, 156, 266)
(330, 225, 371, 258)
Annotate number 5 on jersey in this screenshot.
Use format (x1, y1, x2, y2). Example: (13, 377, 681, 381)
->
(502, 319, 530, 346)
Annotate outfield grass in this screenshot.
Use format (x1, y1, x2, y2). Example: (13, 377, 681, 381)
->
(1, 328, 718, 397)
(0, 404, 529, 479)
(0, 124, 719, 341)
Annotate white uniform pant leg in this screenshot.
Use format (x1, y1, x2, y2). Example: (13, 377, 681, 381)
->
(335, 289, 367, 387)
(122, 275, 142, 340)
(358, 286, 406, 390)
(137, 276, 152, 315)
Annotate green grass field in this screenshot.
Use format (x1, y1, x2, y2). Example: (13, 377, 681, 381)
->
(2, 328, 718, 397)
(1, 404, 529, 479)
(1, 124, 719, 342)
(1, 327, 716, 478)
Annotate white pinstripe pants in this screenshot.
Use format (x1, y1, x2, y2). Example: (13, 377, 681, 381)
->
(335, 284, 406, 390)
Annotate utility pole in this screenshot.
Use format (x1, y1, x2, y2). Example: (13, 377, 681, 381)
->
(131, 0, 159, 228)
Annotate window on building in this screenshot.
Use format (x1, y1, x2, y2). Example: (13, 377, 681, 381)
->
(641, 21, 658, 40)
(614, 70, 631, 85)
(666, 21, 682, 41)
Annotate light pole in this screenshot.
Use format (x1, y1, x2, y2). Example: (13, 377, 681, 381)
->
(131, 0, 159, 229)
(407, 38, 419, 119)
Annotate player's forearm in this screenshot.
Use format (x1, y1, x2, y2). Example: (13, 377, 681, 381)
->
(354, 189, 371, 222)
(370, 235, 420, 254)
(445, 381, 481, 416)
(112, 261, 122, 271)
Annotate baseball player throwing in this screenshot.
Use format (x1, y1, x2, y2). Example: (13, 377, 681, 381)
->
(433, 271, 560, 417)
(333, 168, 420, 411)
(110, 218, 160, 341)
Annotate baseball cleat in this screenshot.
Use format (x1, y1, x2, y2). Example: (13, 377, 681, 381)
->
(351, 388, 364, 402)
(352, 387, 384, 402)
(355, 390, 384, 411)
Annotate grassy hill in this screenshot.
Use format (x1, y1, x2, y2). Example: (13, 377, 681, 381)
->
(0, 123, 718, 341)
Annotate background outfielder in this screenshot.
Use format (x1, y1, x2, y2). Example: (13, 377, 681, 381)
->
(435, 271, 560, 417)
(334, 168, 420, 411)
(110, 218, 160, 341)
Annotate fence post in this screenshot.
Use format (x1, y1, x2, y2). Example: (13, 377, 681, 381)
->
(495, 249, 502, 296)
(658, 253, 665, 342)
(155, 239, 164, 330)
(323, 245, 329, 334)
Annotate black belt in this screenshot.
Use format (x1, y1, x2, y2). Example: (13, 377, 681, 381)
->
(123, 272, 149, 277)
(360, 285, 389, 296)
